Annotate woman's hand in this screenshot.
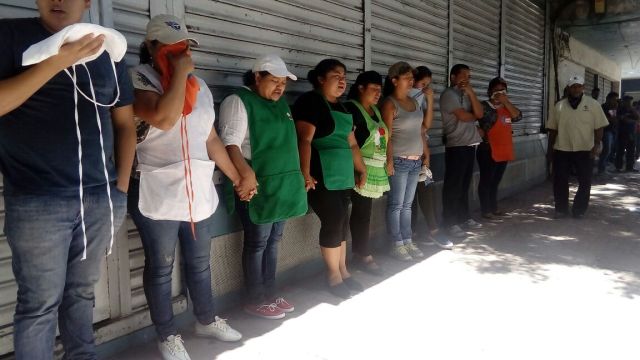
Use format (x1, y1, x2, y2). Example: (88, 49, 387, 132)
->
(386, 161, 394, 177)
(234, 173, 258, 202)
(168, 49, 195, 75)
(356, 170, 367, 189)
(303, 173, 317, 191)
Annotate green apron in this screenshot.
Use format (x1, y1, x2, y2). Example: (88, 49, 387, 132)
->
(226, 88, 307, 224)
(312, 96, 355, 190)
(348, 100, 390, 198)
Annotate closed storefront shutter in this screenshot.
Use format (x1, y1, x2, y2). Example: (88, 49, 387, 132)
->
(452, 0, 501, 92)
(183, 0, 365, 104)
(370, 0, 449, 145)
(584, 68, 596, 99)
(504, 0, 546, 135)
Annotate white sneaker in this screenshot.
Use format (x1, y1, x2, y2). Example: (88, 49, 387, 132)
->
(405, 242, 424, 258)
(194, 316, 242, 342)
(463, 219, 483, 229)
(158, 335, 191, 360)
(390, 244, 413, 261)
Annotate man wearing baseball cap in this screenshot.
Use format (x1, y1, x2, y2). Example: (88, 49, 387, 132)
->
(546, 74, 609, 219)
(219, 55, 306, 320)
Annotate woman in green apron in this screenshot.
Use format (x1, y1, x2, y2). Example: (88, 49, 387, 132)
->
(344, 71, 389, 276)
(293, 59, 367, 299)
(219, 55, 307, 320)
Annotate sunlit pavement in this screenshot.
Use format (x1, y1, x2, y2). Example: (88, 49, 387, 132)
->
(110, 170, 640, 360)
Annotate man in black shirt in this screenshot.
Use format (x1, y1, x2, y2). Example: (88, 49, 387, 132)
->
(615, 96, 639, 172)
(0, 2, 135, 358)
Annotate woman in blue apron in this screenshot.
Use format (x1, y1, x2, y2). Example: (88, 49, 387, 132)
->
(293, 59, 367, 299)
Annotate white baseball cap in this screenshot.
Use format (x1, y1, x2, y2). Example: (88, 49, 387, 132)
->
(567, 74, 584, 87)
(252, 54, 297, 80)
(145, 14, 199, 45)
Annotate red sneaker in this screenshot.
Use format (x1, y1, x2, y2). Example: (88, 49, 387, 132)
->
(244, 303, 285, 320)
(272, 297, 295, 313)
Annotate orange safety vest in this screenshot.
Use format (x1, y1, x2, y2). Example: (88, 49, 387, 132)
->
(487, 106, 515, 162)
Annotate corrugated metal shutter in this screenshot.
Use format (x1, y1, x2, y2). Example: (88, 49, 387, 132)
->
(183, 0, 365, 104)
(0, 1, 37, 18)
(584, 69, 596, 98)
(370, 0, 449, 146)
(602, 77, 612, 100)
(452, 0, 501, 92)
(504, 0, 545, 135)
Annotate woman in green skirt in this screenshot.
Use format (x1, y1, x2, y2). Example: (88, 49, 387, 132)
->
(344, 71, 389, 275)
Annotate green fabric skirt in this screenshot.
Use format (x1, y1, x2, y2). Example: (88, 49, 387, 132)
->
(353, 157, 389, 198)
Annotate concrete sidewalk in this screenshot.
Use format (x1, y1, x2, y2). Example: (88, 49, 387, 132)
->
(108, 172, 640, 360)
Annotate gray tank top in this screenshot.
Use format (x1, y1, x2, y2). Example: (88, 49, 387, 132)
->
(388, 97, 424, 156)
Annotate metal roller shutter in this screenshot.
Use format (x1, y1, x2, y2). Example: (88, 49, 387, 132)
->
(452, 0, 501, 92)
(504, 0, 545, 135)
(370, 0, 449, 146)
(183, 0, 365, 104)
(584, 69, 596, 99)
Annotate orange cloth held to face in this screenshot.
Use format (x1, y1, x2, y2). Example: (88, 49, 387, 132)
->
(155, 42, 200, 116)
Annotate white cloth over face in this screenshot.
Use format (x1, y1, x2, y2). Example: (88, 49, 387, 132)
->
(22, 23, 127, 66)
(21, 23, 129, 260)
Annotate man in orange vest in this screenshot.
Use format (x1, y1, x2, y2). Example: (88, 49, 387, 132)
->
(477, 77, 522, 219)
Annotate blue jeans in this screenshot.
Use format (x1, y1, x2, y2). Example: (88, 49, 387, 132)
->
(128, 180, 215, 340)
(598, 130, 614, 173)
(386, 157, 422, 246)
(5, 183, 126, 360)
(235, 197, 285, 305)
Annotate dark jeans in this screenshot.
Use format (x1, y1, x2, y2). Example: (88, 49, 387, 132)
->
(350, 190, 373, 257)
(442, 145, 476, 226)
(476, 142, 508, 214)
(615, 132, 637, 171)
(598, 130, 614, 173)
(128, 180, 215, 340)
(553, 150, 592, 216)
(5, 184, 126, 360)
(411, 182, 439, 232)
(235, 197, 285, 305)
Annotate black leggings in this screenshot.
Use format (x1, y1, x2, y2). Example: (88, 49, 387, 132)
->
(308, 187, 350, 248)
(476, 142, 508, 214)
(411, 182, 439, 232)
(349, 190, 373, 257)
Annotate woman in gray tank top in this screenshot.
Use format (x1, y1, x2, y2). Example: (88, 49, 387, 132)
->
(380, 62, 426, 262)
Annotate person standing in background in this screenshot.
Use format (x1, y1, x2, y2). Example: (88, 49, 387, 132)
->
(439, 64, 484, 238)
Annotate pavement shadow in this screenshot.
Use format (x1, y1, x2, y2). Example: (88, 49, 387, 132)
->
(455, 171, 640, 299)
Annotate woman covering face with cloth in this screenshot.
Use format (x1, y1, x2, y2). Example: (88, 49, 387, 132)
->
(129, 14, 250, 360)
(476, 77, 521, 220)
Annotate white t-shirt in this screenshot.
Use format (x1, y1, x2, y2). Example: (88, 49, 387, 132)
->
(219, 88, 253, 160)
(409, 88, 428, 112)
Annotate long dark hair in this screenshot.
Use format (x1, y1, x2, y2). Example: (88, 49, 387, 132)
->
(347, 71, 383, 100)
(413, 66, 432, 83)
(138, 41, 158, 64)
(307, 58, 346, 89)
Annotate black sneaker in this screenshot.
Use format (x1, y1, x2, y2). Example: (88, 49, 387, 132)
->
(554, 211, 569, 219)
(342, 277, 364, 293)
(328, 282, 351, 299)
